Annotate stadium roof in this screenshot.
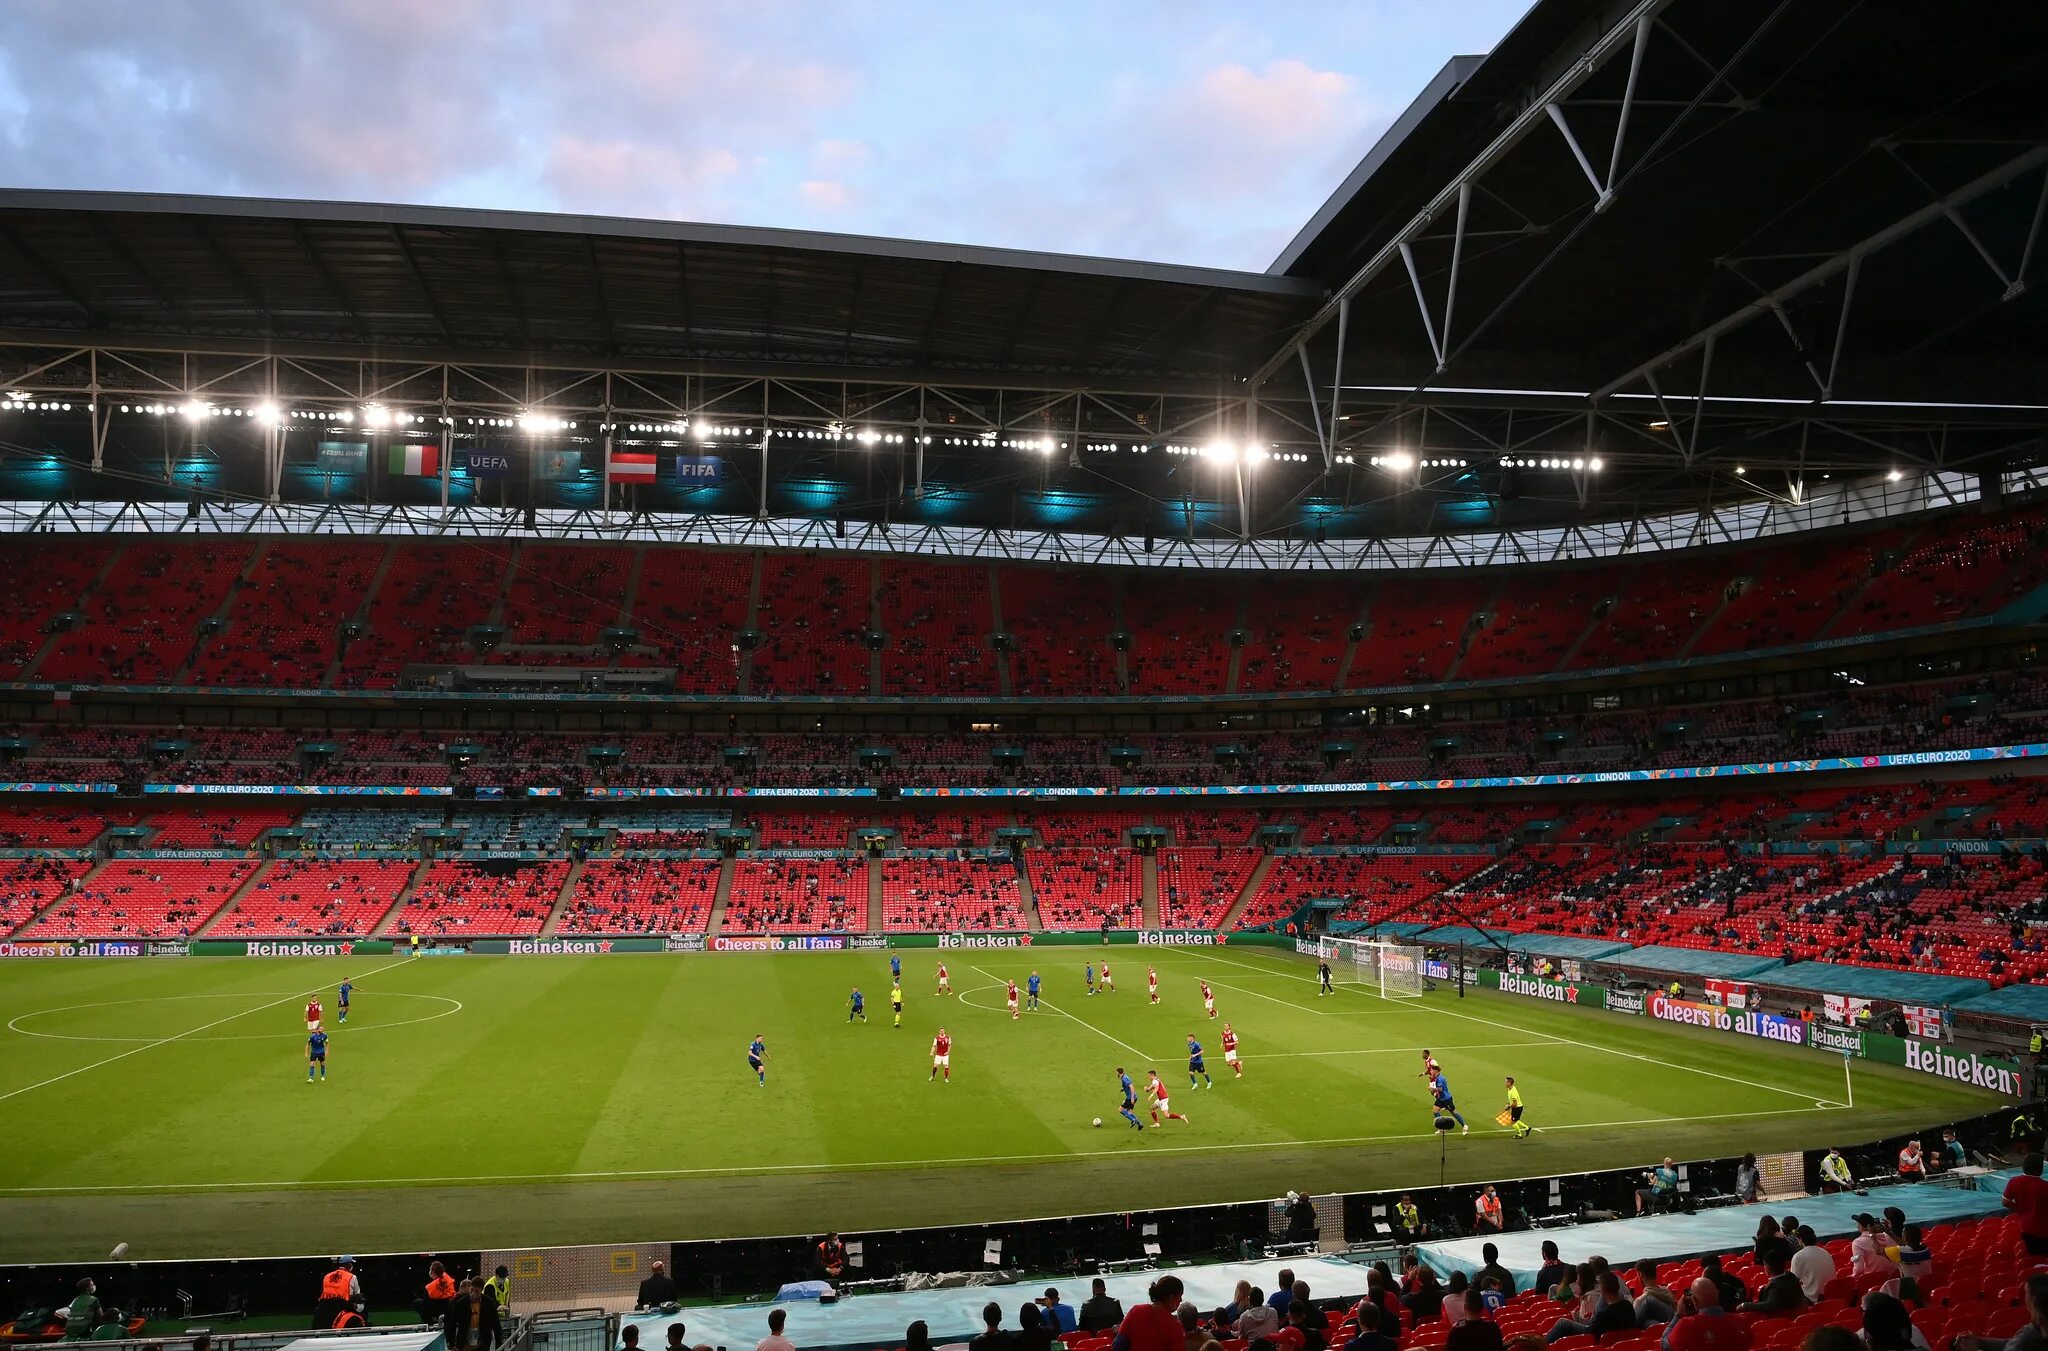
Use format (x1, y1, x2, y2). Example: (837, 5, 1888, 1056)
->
(0, 189, 1318, 387)
(0, 0, 2043, 544)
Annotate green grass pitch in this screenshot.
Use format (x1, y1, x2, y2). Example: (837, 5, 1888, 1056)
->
(0, 947, 1992, 1262)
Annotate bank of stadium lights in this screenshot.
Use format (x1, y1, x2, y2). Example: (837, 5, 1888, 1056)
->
(1497, 457, 1603, 471)
(2, 395, 74, 411)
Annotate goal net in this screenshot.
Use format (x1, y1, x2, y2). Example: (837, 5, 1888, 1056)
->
(1322, 937, 1426, 999)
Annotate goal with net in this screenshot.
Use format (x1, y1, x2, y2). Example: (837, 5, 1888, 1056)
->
(1319, 937, 1427, 999)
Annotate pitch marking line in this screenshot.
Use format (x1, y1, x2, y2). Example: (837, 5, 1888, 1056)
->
(7, 991, 464, 1044)
(1194, 949, 1844, 1106)
(0, 957, 413, 1104)
(969, 965, 1154, 1061)
(0, 1101, 1852, 1196)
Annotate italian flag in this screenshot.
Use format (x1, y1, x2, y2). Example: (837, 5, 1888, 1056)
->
(610, 451, 656, 482)
(387, 443, 441, 476)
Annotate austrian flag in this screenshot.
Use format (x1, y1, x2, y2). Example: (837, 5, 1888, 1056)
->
(610, 451, 657, 482)
(386, 443, 441, 476)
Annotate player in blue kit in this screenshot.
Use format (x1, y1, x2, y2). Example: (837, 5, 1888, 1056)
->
(1431, 1069, 1468, 1135)
(337, 978, 352, 1024)
(1085, 963, 1097, 996)
(1187, 1034, 1212, 1089)
(748, 1035, 768, 1086)
(1027, 970, 1042, 1011)
(1116, 1067, 1144, 1129)
(890, 953, 902, 982)
(306, 1028, 329, 1082)
(847, 988, 867, 1023)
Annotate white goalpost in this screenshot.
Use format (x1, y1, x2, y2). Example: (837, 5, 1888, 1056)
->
(1320, 936, 1427, 999)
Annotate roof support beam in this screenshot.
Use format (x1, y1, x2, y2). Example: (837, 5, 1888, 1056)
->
(1591, 145, 2048, 401)
(1248, 0, 1676, 390)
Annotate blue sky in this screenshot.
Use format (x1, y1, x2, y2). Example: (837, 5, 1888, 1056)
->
(0, 1, 1533, 271)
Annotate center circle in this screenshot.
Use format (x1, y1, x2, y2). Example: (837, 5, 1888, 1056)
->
(8, 991, 465, 1044)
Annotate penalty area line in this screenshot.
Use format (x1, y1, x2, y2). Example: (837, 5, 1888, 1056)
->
(0, 1101, 1855, 1195)
(1194, 949, 1831, 1107)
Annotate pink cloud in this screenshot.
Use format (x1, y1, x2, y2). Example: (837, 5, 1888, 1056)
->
(545, 135, 743, 214)
(799, 179, 854, 210)
(1191, 59, 1356, 146)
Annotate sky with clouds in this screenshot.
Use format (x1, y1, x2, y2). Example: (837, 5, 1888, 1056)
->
(0, 1, 1534, 272)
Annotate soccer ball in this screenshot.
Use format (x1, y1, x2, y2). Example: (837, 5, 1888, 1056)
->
(1092, 1117, 1103, 1128)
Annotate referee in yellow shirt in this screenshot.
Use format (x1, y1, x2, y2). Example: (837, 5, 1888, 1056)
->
(1504, 1076, 1531, 1138)
(891, 980, 904, 1027)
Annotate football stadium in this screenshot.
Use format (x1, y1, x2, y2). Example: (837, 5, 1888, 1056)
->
(1, 1, 2046, 1350)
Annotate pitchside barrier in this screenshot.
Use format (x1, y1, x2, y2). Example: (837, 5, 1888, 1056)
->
(6, 1105, 2030, 1317)
(1477, 969, 2028, 1097)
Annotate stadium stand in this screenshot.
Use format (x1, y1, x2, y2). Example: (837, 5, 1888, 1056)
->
(724, 856, 865, 933)
(1157, 845, 1260, 927)
(219, 858, 413, 937)
(556, 857, 719, 934)
(876, 560, 998, 695)
(1026, 847, 1143, 929)
(749, 555, 872, 695)
(17, 857, 258, 938)
(879, 855, 1026, 931)
(388, 859, 569, 937)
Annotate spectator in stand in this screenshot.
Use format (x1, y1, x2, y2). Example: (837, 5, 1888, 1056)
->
(1446, 1292, 1502, 1351)
(1579, 1274, 1637, 1341)
(1885, 1225, 1933, 1296)
(1859, 1292, 1928, 1351)
(1534, 1242, 1569, 1299)
(1359, 1269, 1403, 1335)
(1286, 1299, 1327, 1351)
(1790, 1227, 1837, 1303)
(1342, 1304, 1398, 1351)
(1545, 1267, 1605, 1343)
(1236, 1290, 1279, 1341)
(637, 1261, 678, 1309)
(1040, 1290, 1078, 1335)
(905, 1322, 933, 1351)
(1268, 1274, 1297, 1316)
(1662, 1278, 1750, 1351)
(757, 1308, 796, 1351)
(1851, 1215, 1900, 1280)
(969, 1303, 1008, 1351)
(1444, 1275, 1473, 1326)
(1015, 1304, 1055, 1351)
(1404, 1269, 1445, 1326)
(1800, 1331, 1861, 1351)
(1700, 1256, 1746, 1312)
(1753, 1217, 1783, 1260)
(1634, 1260, 1677, 1326)
(2006, 1153, 2048, 1257)
(1739, 1245, 1807, 1314)
(1082, 1279, 1126, 1333)
(1177, 1305, 1218, 1351)
(1478, 1244, 1517, 1297)
(1113, 1276, 1185, 1351)
(1954, 1273, 2047, 1351)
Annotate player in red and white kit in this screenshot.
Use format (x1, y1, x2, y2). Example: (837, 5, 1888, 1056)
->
(1100, 962, 1115, 993)
(1006, 979, 1020, 1020)
(1147, 966, 1160, 1003)
(1200, 980, 1216, 1019)
(930, 1028, 952, 1082)
(1147, 1070, 1189, 1125)
(1220, 1022, 1244, 1078)
(936, 961, 952, 995)
(305, 998, 323, 1032)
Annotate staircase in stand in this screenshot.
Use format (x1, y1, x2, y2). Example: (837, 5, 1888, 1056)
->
(704, 857, 737, 937)
(1215, 853, 1276, 932)
(192, 858, 275, 936)
(372, 858, 433, 937)
(540, 857, 588, 936)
